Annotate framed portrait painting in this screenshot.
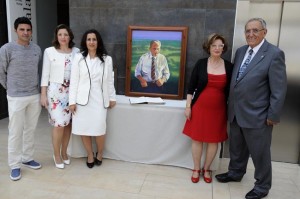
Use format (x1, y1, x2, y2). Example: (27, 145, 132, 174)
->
(125, 26, 188, 99)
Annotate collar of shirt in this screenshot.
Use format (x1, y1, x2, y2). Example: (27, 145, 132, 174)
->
(147, 52, 157, 60)
(247, 39, 265, 56)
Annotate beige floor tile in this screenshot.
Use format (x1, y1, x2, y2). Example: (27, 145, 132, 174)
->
(228, 184, 253, 199)
(141, 174, 212, 199)
(90, 169, 146, 193)
(0, 177, 64, 199)
(134, 163, 191, 179)
(272, 177, 299, 192)
(60, 163, 146, 193)
(99, 158, 138, 172)
(212, 181, 231, 199)
(59, 184, 155, 199)
(23, 178, 65, 199)
(0, 109, 299, 199)
(267, 188, 300, 199)
(292, 171, 300, 191)
(0, 179, 31, 199)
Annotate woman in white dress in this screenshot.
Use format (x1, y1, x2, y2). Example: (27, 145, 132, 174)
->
(69, 29, 116, 168)
(41, 24, 79, 169)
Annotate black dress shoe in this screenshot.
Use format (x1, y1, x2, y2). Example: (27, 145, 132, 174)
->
(245, 189, 268, 199)
(95, 158, 102, 166)
(86, 158, 95, 168)
(95, 152, 102, 166)
(215, 172, 242, 183)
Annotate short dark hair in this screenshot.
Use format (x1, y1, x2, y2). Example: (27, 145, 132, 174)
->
(14, 17, 32, 30)
(202, 33, 228, 54)
(52, 24, 75, 49)
(80, 29, 107, 62)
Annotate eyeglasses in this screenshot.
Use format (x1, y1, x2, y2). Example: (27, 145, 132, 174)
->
(211, 44, 224, 49)
(245, 28, 265, 35)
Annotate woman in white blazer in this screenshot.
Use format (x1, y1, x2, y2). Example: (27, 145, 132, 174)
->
(69, 29, 116, 168)
(40, 24, 79, 169)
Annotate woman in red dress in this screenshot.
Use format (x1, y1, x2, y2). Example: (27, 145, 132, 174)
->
(183, 33, 233, 183)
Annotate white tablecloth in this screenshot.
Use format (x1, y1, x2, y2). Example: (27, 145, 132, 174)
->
(68, 95, 220, 169)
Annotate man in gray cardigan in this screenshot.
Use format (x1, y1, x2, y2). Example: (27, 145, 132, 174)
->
(0, 17, 42, 181)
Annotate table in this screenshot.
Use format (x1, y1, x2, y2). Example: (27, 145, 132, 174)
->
(68, 95, 220, 169)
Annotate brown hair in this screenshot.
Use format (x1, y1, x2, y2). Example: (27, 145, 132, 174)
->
(202, 33, 228, 54)
(52, 24, 75, 49)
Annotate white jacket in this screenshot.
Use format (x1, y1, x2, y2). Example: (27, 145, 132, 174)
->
(69, 53, 116, 107)
(41, 46, 79, 86)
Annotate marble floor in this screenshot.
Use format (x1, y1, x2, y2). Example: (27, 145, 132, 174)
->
(0, 110, 299, 199)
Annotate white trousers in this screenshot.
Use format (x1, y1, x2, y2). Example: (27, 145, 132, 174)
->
(7, 94, 41, 169)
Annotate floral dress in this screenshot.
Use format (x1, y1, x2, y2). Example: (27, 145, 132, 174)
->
(47, 53, 72, 127)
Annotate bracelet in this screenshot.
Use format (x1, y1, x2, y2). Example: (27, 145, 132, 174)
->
(186, 104, 191, 108)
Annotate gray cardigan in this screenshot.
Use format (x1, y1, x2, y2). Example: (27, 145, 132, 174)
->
(0, 41, 42, 97)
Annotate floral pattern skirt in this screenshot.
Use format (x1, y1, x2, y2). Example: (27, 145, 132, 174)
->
(47, 79, 71, 127)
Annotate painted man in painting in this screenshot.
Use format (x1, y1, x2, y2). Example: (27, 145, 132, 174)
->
(135, 40, 170, 93)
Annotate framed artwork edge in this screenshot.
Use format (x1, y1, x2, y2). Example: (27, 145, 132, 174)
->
(125, 25, 188, 100)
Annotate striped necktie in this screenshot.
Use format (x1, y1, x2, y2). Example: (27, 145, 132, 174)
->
(237, 49, 253, 80)
(151, 56, 155, 80)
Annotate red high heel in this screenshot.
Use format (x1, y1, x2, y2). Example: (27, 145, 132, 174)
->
(191, 169, 201, 183)
(202, 169, 212, 183)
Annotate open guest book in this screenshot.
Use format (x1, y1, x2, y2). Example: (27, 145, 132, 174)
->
(129, 97, 165, 105)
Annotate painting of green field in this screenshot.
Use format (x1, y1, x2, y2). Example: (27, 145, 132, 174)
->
(130, 39, 181, 94)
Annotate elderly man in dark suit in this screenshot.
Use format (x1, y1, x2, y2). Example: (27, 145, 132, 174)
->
(215, 18, 287, 199)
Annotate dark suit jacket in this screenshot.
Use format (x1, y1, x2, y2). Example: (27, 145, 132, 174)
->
(228, 40, 287, 128)
(187, 58, 233, 107)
